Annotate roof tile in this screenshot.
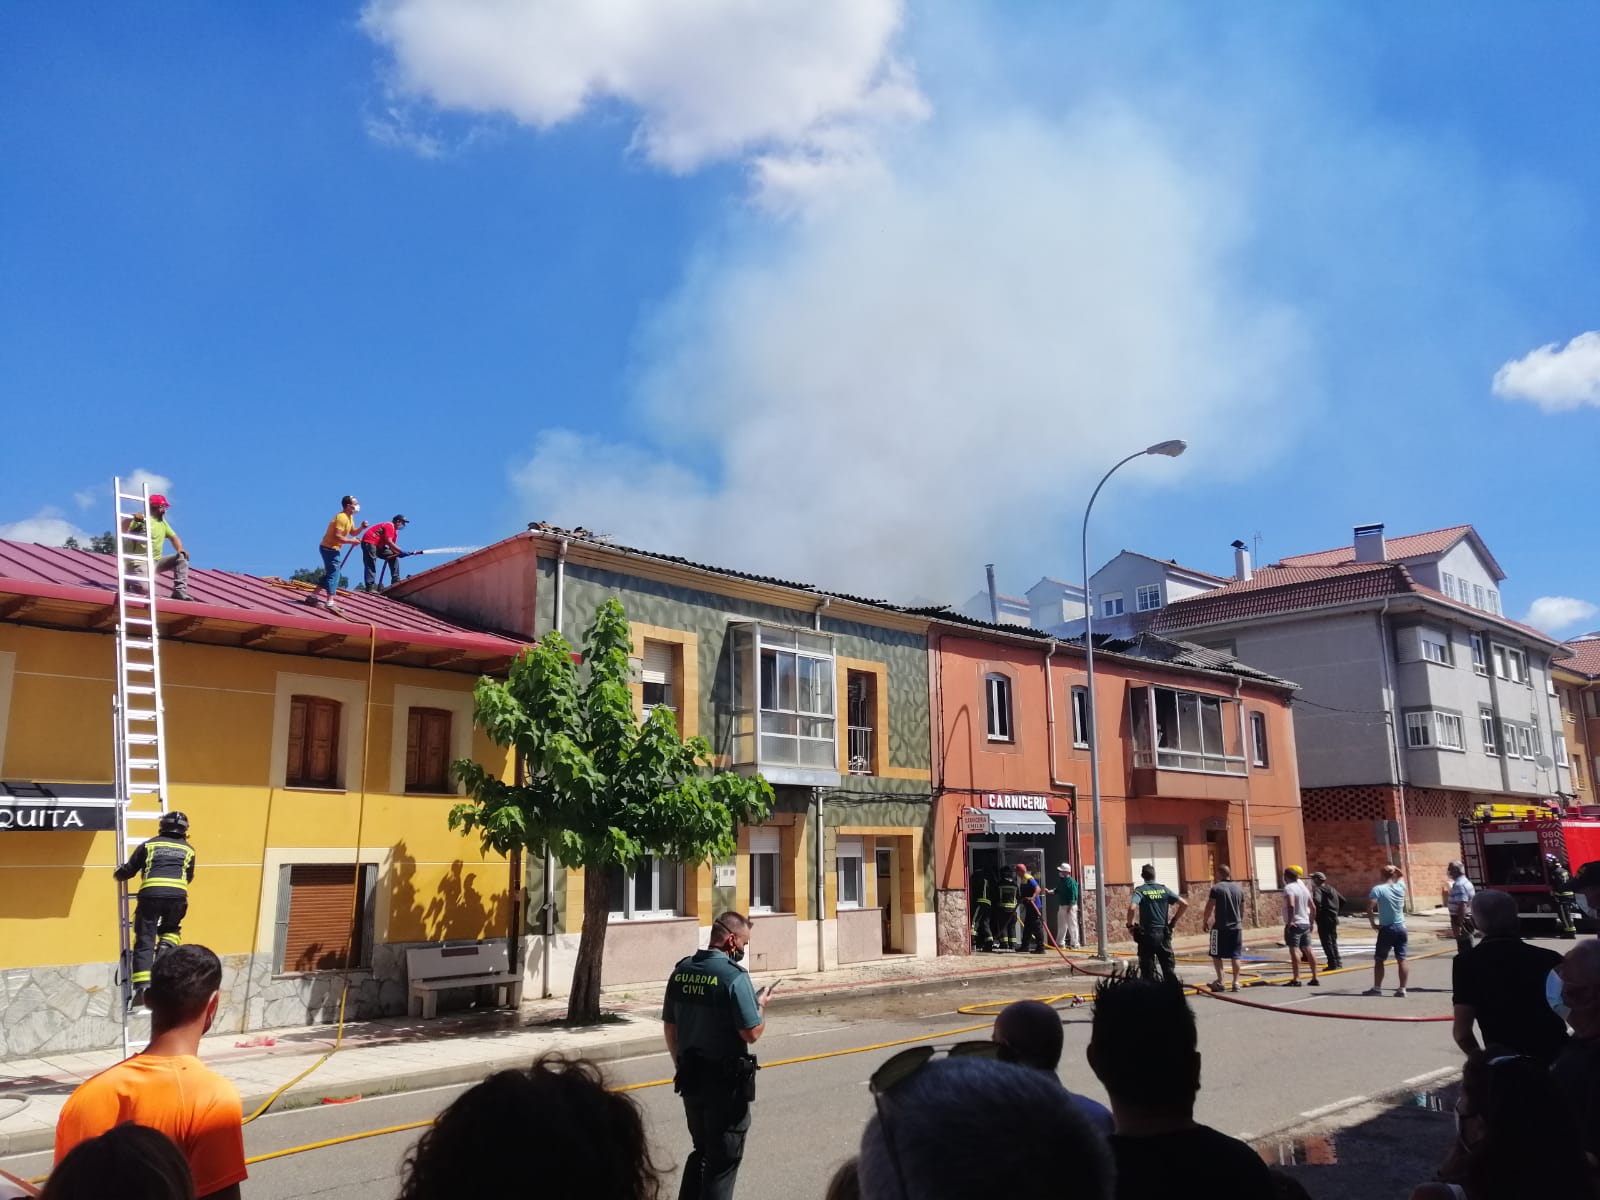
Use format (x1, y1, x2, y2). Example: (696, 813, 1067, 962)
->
(1278, 525, 1473, 568)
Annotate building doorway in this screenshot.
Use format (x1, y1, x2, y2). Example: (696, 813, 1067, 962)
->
(1205, 829, 1230, 882)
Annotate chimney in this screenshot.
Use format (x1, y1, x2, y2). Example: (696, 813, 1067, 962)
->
(985, 563, 999, 623)
(1231, 539, 1252, 582)
(1353, 523, 1387, 563)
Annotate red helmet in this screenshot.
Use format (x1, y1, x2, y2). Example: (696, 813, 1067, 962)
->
(1016, 862, 1029, 872)
(149, 494, 169, 509)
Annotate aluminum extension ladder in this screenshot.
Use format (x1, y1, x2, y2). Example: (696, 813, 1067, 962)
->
(1457, 816, 1484, 887)
(111, 477, 172, 1049)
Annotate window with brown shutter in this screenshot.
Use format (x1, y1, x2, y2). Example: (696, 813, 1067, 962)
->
(405, 707, 454, 793)
(286, 695, 342, 788)
(280, 864, 364, 971)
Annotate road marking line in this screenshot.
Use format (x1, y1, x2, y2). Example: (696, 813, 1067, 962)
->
(1401, 1067, 1458, 1090)
(1296, 1095, 1368, 1121)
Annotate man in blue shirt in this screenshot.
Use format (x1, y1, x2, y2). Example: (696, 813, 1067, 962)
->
(663, 912, 771, 1200)
(1365, 864, 1410, 997)
(992, 999, 1113, 1135)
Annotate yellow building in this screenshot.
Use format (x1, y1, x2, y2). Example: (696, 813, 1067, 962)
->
(0, 540, 522, 1057)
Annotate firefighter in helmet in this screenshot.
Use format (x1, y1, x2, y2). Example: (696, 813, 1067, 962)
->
(1548, 854, 1578, 939)
(114, 811, 196, 1006)
(996, 867, 1020, 951)
(969, 864, 998, 951)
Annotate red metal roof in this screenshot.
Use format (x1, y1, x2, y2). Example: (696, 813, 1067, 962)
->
(0, 539, 524, 663)
(1278, 525, 1474, 568)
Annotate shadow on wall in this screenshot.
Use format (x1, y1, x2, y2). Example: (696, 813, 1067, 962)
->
(389, 839, 504, 944)
(3, 832, 100, 919)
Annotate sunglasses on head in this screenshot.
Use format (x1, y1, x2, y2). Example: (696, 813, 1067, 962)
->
(869, 1041, 999, 1095)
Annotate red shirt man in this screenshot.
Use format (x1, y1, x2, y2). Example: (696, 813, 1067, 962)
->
(359, 514, 409, 591)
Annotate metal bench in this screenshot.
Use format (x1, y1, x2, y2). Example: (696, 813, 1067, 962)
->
(406, 942, 523, 1019)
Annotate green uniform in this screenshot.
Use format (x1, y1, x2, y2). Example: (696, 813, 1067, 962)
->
(663, 947, 763, 1200)
(1132, 880, 1180, 982)
(1053, 877, 1080, 907)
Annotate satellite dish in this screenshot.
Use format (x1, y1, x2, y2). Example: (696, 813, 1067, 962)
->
(1535, 754, 1555, 770)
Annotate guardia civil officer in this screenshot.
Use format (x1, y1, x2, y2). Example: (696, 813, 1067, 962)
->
(113, 811, 196, 1008)
(663, 912, 772, 1200)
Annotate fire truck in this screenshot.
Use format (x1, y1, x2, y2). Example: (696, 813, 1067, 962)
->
(1458, 803, 1600, 930)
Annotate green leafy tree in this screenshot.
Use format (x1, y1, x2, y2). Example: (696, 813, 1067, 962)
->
(290, 566, 348, 589)
(61, 532, 116, 554)
(451, 597, 773, 1022)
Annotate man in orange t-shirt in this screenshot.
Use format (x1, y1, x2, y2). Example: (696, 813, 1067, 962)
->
(54, 944, 245, 1199)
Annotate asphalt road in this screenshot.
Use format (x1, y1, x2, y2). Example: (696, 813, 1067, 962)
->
(2, 940, 1495, 1199)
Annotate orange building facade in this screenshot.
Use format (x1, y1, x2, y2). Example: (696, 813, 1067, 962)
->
(931, 621, 1307, 953)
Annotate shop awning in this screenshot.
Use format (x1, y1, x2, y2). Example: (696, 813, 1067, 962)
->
(983, 809, 1058, 836)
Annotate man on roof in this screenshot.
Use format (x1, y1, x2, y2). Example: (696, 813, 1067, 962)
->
(360, 514, 413, 592)
(122, 493, 191, 602)
(309, 495, 367, 614)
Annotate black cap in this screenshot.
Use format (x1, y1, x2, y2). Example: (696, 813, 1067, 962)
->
(1573, 860, 1600, 890)
(393, 514, 408, 525)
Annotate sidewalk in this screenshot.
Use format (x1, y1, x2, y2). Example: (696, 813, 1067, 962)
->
(0, 913, 1452, 1156)
(0, 942, 1107, 1156)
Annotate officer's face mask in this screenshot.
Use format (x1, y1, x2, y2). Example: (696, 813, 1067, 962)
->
(1547, 968, 1571, 1022)
(714, 923, 746, 963)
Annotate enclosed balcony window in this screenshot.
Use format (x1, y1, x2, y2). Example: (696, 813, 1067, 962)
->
(1128, 685, 1245, 776)
(730, 623, 839, 781)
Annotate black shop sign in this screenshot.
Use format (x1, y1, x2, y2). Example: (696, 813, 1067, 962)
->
(0, 802, 117, 831)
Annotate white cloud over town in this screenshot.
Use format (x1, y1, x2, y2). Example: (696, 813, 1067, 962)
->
(1524, 596, 1600, 635)
(0, 507, 91, 547)
(514, 108, 1304, 598)
(360, 0, 926, 208)
(1493, 330, 1600, 412)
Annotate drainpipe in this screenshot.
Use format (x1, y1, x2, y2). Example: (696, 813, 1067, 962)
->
(1043, 639, 1071, 790)
(1233, 676, 1258, 922)
(1376, 599, 1414, 904)
(540, 537, 568, 998)
(814, 787, 826, 971)
(815, 597, 831, 971)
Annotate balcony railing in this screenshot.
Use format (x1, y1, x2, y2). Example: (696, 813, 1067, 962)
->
(847, 726, 874, 775)
(1133, 749, 1247, 777)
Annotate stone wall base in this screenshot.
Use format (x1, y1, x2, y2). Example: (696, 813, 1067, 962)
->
(0, 939, 512, 1060)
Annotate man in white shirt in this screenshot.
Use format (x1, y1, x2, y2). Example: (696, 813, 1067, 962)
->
(1281, 866, 1320, 987)
(1442, 861, 1476, 956)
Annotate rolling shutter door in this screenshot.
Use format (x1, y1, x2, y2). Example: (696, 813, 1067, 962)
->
(282, 864, 361, 971)
(1128, 836, 1181, 889)
(1253, 837, 1281, 892)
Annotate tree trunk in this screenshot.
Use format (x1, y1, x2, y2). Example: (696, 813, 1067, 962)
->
(567, 865, 611, 1023)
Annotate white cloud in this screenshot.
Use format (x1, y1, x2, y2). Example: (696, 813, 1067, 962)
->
(1525, 596, 1600, 635)
(360, 0, 926, 207)
(515, 109, 1307, 600)
(0, 507, 92, 547)
(73, 488, 98, 510)
(1493, 331, 1600, 412)
(126, 469, 173, 500)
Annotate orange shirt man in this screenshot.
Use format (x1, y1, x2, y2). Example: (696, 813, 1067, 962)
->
(54, 945, 245, 1199)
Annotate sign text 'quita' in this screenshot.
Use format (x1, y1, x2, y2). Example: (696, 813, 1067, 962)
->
(0, 804, 118, 831)
(981, 793, 1050, 811)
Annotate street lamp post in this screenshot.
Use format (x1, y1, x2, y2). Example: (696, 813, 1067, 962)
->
(1082, 439, 1187, 959)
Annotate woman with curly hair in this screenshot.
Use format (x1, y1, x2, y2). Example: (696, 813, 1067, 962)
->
(398, 1055, 663, 1200)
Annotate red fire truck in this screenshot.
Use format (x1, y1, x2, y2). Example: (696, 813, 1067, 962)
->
(1458, 803, 1600, 929)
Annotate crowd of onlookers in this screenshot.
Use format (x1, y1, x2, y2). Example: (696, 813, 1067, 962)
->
(6, 871, 1600, 1200)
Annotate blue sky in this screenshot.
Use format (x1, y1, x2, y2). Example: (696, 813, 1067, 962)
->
(3, 3, 1598, 632)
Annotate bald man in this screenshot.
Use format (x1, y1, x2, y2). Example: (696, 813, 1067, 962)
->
(1550, 940, 1600, 1165)
(991, 999, 1112, 1135)
(1450, 888, 1565, 1063)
